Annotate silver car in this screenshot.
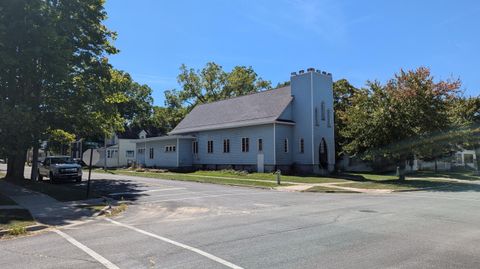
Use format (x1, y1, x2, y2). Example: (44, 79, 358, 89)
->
(38, 156, 82, 183)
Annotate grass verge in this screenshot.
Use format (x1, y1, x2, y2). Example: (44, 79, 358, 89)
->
(0, 209, 36, 231)
(106, 203, 128, 217)
(412, 170, 480, 181)
(97, 168, 345, 186)
(341, 179, 452, 191)
(97, 169, 289, 188)
(76, 204, 108, 213)
(304, 186, 359, 193)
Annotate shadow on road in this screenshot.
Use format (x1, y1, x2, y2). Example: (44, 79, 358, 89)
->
(0, 175, 150, 227)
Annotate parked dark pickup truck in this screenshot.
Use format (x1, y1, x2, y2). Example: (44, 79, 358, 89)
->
(38, 156, 82, 183)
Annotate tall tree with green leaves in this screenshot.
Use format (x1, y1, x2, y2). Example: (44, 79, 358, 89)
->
(154, 62, 271, 133)
(448, 96, 480, 172)
(341, 67, 461, 179)
(0, 0, 128, 179)
(333, 79, 359, 161)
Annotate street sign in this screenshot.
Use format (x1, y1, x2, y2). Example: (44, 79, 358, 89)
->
(83, 149, 100, 166)
(83, 149, 100, 198)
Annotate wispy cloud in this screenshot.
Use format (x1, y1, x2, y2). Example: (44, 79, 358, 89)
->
(242, 0, 365, 44)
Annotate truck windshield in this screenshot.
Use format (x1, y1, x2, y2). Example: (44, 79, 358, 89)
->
(50, 157, 74, 164)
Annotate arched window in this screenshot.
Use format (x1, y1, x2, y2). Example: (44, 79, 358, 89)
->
(319, 138, 328, 169)
(321, 102, 326, 120)
(327, 109, 331, 127)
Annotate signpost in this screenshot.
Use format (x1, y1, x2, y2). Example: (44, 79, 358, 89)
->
(83, 145, 100, 198)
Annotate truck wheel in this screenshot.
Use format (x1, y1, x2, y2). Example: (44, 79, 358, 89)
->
(49, 173, 57, 183)
(37, 171, 43, 181)
(75, 177, 82, 183)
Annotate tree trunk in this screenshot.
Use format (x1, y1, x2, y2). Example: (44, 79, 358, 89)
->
(434, 159, 438, 173)
(6, 149, 27, 180)
(30, 143, 39, 181)
(398, 161, 406, 181)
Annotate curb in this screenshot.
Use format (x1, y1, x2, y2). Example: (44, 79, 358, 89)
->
(93, 205, 112, 217)
(0, 224, 50, 237)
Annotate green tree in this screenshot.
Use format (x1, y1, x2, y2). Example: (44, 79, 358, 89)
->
(448, 97, 480, 172)
(333, 79, 359, 162)
(46, 129, 76, 155)
(0, 0, 120, 179)
(341, 67, 461, 179)
(153, 62, 271, 133)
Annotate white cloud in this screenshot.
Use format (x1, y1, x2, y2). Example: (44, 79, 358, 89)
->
(243, 0, 353, 44)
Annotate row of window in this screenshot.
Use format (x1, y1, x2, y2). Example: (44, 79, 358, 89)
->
(315, 102, 332, 128)
(193, 138, 306, 154)
(165, 145, 176, 152)
(141, 138, 309, 160)
(106, 149, 117, 159)
(107, 150, 135, 159)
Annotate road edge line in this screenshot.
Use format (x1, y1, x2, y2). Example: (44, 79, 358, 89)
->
(105, 218, 243, 269)
(53, 229, 120, 269)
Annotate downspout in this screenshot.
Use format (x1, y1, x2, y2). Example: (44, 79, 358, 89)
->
(311, 72, 315, 167)
(176, 138, 180, 167)
(273, 123, 276, 168)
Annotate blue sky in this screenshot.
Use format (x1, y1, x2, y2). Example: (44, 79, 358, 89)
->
(105, 0, 480, 106)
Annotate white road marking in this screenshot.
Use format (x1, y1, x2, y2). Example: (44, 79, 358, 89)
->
(109, 187, 186, 196)
(145, 191, 268, 203)
(105, 218, 243, 269)
(53, 229, 120, 269)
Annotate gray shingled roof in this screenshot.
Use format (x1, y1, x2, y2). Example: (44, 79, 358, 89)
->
(169, 86, 293, 134)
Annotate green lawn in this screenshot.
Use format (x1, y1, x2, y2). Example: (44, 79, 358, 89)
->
(3, 177, 100, 202)
(76, 204, 107, 212)
(304, 185, 359, 193)
(98, 168, 347, 186)
(193, 170, 348, 183)
(342, 172, 399, 181)
(342, 179, 453, 191)
(412, 170, 480, 181)
(0, 209, 36, 231)
(97, 168, 479, 192)
(101, 170, 288, 188)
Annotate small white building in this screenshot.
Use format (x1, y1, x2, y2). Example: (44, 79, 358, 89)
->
(84, 134, 138, 168)
(454, 149, 477, 169)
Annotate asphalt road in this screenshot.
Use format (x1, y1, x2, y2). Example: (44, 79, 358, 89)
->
(1, 165, 480, 268)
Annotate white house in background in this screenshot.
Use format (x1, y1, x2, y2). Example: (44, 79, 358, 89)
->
(454, 149, 477, 169)
(84, 134, 138, 168)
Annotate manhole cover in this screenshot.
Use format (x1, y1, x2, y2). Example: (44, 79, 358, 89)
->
(359, 209, 377, 213)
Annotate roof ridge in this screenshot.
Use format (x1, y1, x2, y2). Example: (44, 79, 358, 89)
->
(195, 85, 291, 108)
(176, 115, 281, 129)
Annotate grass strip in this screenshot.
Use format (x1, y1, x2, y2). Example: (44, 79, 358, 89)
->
(304, 186, 359, 193)
(0, 209, 36, 231)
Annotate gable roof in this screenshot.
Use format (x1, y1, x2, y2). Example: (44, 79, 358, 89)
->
(169, 86, 293, 134)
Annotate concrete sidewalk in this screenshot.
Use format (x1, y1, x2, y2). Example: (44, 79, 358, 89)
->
(0, 181, 98, 227)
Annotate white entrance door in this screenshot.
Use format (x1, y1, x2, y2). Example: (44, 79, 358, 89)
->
(257, 153, 264, 173)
